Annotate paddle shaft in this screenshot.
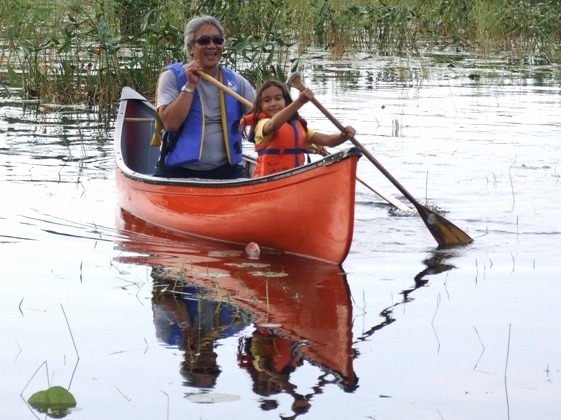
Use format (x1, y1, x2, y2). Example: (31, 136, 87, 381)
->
(355, 177, 411, 212)
(287, 73, 472, 246)
(199, 71, 411, 212)
(307, 96, 420, 205)
(199, 71, 252, 107)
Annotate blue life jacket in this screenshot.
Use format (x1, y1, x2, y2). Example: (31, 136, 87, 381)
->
(164, 63, 244, 168)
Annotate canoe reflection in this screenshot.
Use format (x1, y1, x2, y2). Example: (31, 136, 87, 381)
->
(115, 210, 358, 413)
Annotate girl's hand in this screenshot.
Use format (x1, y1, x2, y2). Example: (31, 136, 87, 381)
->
(341, 126, 356, 140)
(307, 143, 329, 156)
(297, 88, 314, 104)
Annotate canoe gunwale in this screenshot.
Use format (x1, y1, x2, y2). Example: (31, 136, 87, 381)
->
(116, 147, 362, 188)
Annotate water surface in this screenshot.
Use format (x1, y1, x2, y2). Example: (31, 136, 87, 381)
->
(1, 51, 561, 419)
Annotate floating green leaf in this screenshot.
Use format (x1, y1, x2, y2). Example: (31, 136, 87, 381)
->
(28, 386, 76, 418)
(186, 392, 240, 404)
(249, 271, 288, 278)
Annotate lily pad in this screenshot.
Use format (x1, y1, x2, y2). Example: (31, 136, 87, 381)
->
(197, 272, 230, 279)
(28, 386, 76, 418)
(186, 392, 240, 404)
(208, 250, 243, 257)
(224, 262, 271, 269)
(249, 271, 288, 278)
(258, 323, 282, 329)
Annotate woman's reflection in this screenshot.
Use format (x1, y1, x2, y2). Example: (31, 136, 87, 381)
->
(152, 279, 250, 388)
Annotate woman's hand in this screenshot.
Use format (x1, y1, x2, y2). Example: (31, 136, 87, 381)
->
(183, 60, 202, 87)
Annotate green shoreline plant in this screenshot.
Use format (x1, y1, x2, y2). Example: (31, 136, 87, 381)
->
(0, 0, 560, 110)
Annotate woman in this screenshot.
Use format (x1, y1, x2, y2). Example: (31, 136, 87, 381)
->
(156, 15, 255, 179)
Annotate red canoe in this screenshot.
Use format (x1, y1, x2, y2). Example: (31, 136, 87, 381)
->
(114, 87, 361, 264)
(115, 210, 358, 394)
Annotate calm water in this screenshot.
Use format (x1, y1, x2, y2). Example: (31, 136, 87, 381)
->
(2, 51, 561, 419)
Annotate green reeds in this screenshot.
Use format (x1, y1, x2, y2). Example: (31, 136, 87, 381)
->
(1, 0, 560, 110)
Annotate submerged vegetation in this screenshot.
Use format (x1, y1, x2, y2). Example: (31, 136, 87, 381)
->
(0, 0, 560, 110)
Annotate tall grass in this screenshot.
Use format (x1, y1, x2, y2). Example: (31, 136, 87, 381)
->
(0, 0, 559, 111)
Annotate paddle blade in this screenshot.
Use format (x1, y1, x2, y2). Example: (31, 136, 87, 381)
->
(416, 205, 472, 247)
(287, 72, 305, 91)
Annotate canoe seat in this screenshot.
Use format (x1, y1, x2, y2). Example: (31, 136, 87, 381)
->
(124, 117, 160, 175)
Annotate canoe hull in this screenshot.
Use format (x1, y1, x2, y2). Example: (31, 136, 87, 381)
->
(114, 87, 361, 264)
(115, 210, 358, 391)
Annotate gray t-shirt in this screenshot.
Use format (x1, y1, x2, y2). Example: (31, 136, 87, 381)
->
(157, 68, 255, 170)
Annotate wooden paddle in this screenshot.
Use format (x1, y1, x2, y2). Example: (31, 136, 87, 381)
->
(286, 72, 472, 247)
(197, 71, 412, 213)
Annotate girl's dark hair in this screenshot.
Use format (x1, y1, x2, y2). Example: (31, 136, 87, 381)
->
(250, 79, 308, 130)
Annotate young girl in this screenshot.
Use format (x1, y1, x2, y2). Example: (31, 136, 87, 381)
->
(241, 80, 356, 178)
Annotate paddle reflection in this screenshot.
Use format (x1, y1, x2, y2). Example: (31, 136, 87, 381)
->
(115, 210, 358, 416)
(357, 249, 457, 342)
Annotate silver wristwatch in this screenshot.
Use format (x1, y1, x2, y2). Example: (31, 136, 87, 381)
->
(181, 84, 195, 95)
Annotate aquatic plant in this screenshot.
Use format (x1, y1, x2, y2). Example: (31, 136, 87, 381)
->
(0, 0, 559, 109)
(28, 386, 77, 418)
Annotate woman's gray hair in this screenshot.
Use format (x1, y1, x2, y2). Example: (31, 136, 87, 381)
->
(184, 15, 225, 56)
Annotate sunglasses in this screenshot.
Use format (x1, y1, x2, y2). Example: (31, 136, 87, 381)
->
(194, 35, 225, 46)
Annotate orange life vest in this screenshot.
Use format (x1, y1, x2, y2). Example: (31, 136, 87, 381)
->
(247, 326, 301, 373)
(241, 112, 308, 177)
